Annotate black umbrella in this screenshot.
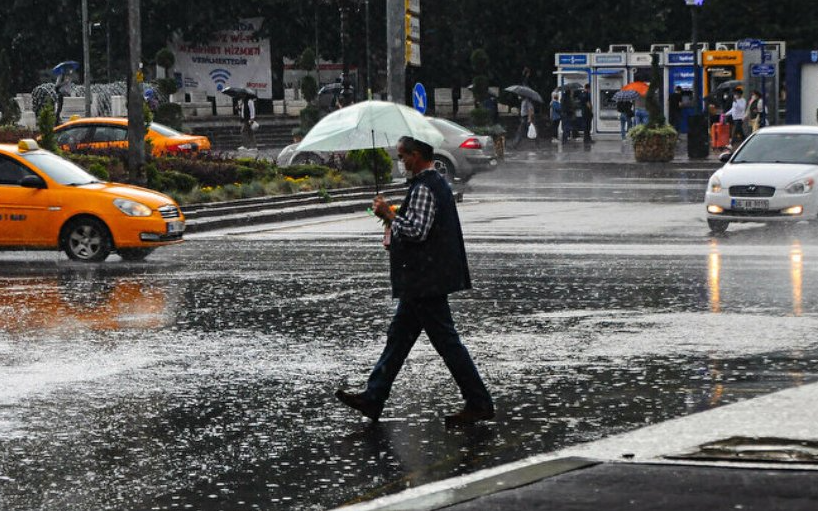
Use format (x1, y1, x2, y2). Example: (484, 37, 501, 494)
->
(716, 80, 744, 92)
(221, 86, 257, 99)
(556, 82, 584, 92)
(504, 85, 543, 103)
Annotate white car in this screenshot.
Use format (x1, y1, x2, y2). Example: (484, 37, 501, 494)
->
(705, 126, 818, 233)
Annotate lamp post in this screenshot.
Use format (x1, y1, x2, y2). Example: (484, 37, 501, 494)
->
(81, 0, 91, 116)
(365, 0, 371, 99)
(338, 0, 353, 106)
(685, 0, 709, 159)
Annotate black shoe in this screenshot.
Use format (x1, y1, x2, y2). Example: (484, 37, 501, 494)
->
(335, 390, 382, 421)
(445, 406, 495, 428)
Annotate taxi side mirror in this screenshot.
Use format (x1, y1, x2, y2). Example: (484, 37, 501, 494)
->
(20, 175, 46, 189)
(718, 151, 732, 163)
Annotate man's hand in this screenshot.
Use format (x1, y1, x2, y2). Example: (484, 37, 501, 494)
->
(372, 195, 396, 222)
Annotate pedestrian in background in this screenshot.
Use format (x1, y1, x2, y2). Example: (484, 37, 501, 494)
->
(335, 136, 495, 428)
(511, 95, 535, 148)
(617, 99, 634, 140)
(239, 93, 257, 150)
(549, 92, 561, 143)
(54, 69, 74, 121)
(669, 85, 683, 131)
(578, 83, 593, 143)
(560, 90, 574, 143)
(747, 90, 765, 133)
(724, 88, 747, 146)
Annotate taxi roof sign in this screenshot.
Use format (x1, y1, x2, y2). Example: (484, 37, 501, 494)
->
(18, 139, 40, 152)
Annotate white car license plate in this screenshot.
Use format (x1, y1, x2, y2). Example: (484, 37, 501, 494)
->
(166, 221, 185, 234)
(731, 198, 769, 210)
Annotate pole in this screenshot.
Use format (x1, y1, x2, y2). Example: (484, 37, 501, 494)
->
(82, 0, 91, 116)
(127, 0, 145, 182)
(386, 0, 405, 104)
(691, 7, 700, 113)
(365, 0, 372, 99)
(686, 1, 709, 159)
(760, 42, 767, 127)
(339, 0, 352, 106)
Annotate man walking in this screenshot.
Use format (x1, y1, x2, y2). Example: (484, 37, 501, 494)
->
(335, 136, 494, 428)
(239, 92, 257, 150)
(724, 88, 747, 146)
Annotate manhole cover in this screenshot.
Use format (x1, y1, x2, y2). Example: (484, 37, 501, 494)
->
(666, 436, 818, 464)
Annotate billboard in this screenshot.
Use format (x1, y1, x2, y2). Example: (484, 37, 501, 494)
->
(171, 18, 273, 99)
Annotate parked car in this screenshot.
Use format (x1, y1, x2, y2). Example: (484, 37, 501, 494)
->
(705, 126, 818, 233)
(0, 139, 185, 262)
(54, 117, 211, 157)
(276, 117, 498, 182)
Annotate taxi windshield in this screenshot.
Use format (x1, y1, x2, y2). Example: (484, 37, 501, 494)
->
(21, 152, 101, 185)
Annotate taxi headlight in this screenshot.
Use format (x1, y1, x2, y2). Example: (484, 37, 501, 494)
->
(785, 178, 814, 194)
(114, 198, 152, 217)
(709, 176, 722, 194)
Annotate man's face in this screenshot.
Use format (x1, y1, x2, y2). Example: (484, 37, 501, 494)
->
(397, 142, 420, 175)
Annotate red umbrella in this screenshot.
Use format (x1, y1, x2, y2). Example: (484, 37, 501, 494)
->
(622, 81, 650, 96)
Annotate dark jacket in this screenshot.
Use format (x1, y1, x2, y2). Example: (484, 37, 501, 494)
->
(389, 170, 471, 299)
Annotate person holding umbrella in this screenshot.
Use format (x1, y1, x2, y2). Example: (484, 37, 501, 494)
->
(335, 135, 495, 428)
(506, 85, 542, 149)
(52, 61, 79, 121)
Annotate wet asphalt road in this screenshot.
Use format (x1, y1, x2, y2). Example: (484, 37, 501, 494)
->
(2, 159, 818, 510)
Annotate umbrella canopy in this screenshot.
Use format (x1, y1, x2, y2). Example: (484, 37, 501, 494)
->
(504, 85, 543, 103)
(52, 61, 80, 76)
(716, 80, 744, 92)
(297, 100, 444, 152)
(622, 81, 650, 96)
(612, 89, 640, 102)
(221, 86, 257, 99)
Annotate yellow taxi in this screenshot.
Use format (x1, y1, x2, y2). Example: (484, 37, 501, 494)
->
(54, 117, 211, 157)
(0, 139, 185, 262)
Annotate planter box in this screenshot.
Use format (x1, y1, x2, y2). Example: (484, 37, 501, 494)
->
(633, 132, 678, 162)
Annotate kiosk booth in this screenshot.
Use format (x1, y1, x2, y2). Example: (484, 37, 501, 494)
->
(591, 52, 628, 134)
(663, 51, 700, 133)
(554, 53, 591, 136)
(702, 50, 744, 119)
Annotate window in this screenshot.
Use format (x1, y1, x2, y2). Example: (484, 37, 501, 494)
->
(56, 126, 91, 146)
(0, 157, 34, 185)
(91, 125, 127, 143)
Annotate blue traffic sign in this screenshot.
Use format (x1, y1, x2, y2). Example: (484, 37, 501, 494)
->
(412, 82, 427, 114)
(751, 64, 776, 77)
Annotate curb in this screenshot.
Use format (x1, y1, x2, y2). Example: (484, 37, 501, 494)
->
(182, 183, 408, 233)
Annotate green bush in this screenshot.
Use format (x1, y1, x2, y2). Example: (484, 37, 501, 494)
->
(155, 47, 175, 71)
(281, 164, 332, 179)
(300, 104, 320, 133)
(37, 100, 57, 152)
(344, 148, 392, 184)
(157, 77, 178, 97)
(154, 103, 183, 131)
(469, 106, 490, 127)
(87, 163, 110, 181)
(64, 153, 127, 181)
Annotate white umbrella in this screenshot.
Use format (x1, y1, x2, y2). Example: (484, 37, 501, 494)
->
(297, 100, 444, 152)
(297, 100, 444, 193)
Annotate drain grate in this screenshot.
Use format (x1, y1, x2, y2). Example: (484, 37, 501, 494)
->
(666, 436, 818, 464)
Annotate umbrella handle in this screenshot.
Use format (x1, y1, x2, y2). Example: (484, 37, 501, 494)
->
(371, 129, 379, 195)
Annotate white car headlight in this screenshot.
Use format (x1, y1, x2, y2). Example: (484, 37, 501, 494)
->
(785, 178, 814, 194)
(114, 198, 152, 217)
(709, 176, 722, 194)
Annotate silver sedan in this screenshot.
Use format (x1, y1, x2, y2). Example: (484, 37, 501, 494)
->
(276, 117, 498, 183)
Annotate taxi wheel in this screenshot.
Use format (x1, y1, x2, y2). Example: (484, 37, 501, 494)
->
(118, 248, 155, 261)
(63, 218, 112, 262)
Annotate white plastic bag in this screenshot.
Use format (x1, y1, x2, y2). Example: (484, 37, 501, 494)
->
(527, 123, 537, 139)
